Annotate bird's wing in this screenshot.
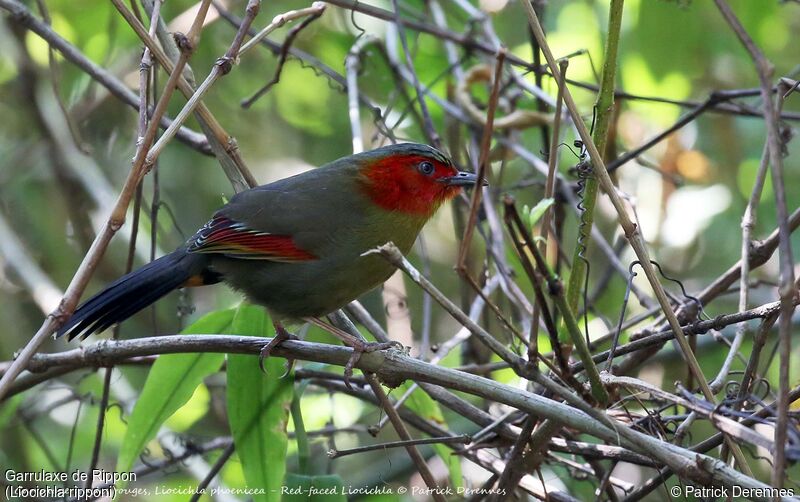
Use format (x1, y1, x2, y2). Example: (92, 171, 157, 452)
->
(187, 214, 317, 262)
(188, 162, 368, 260)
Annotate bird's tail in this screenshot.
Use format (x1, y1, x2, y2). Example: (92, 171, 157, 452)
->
(56, 250, 216, 341)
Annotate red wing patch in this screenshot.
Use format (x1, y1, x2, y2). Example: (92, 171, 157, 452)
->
(187, 215, 316, 262)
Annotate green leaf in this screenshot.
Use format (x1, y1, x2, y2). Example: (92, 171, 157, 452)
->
(227, 304, 294, 502)
(164, 383, 211, 431)
(115, 309, 234, 482)
(527, 198, 554, 228)
(405, 385, 463, 488)
(282, 474, 346, 502)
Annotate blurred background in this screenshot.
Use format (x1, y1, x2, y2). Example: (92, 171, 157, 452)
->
(0, 0, 799, 499)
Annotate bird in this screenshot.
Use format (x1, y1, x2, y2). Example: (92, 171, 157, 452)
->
(56, 143, 480, 363)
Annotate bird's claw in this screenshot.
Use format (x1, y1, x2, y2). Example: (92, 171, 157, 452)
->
(343, 340, 401, 390)
(258, 329, 298, 376)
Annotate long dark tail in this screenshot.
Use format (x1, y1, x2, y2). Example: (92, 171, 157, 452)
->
(57, 250, 216, 341)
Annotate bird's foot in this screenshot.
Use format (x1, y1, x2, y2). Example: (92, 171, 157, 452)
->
(343, 340, 403, 389)
(259, 322, 297, 377)
(302, 317, 404, 388)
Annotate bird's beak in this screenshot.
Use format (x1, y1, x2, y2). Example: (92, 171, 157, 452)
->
(441, 171, 488, 187)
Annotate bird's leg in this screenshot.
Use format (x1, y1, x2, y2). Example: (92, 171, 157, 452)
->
(305, 317, 400, 351)
(259, 321, 297, 377)
(304, 317, 401, 388)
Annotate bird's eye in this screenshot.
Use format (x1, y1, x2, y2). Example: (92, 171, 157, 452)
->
(418, 161, 435, 175)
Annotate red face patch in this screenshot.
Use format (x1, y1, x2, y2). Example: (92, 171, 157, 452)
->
(359, 154, 462, 216)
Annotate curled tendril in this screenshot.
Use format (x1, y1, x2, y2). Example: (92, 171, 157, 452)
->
(349, 0, 367, 39)
(558, 141, 584, 160)
(607, 260, 709, 372)
(573, 159, 593, 347)
(606, 261, 638, 372)
(106, 401, 128, 424)
(648, 260, 709, 321)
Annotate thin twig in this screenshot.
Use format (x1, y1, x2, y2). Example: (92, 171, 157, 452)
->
(364, 373, 446, 501)
(504, 198, 608, 404)
(328, 434, 470, 458)
(111, 0, 256, 191)
(389, 0, 440, 147)
(714, 1, 797, 487)
(189, 443, 235, 502)
(240, 9, 324, 108)
(563, 0, 623, 334)
(710, 143, 769, 394)
(85, 2, 163, 485)
(0, 0, 210, 152)
(530, 57, 568, 361)
(365, 243, 524, 373)
(145, 0, 271, 166)
(572, 297, 797, 373)
(457, 49, 505, 272)
(516, 0, 751, 471)
(12, 334, 785, 497)
(0, 0, 214, 402)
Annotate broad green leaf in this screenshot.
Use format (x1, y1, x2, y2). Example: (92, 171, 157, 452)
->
(164, 383, 211, 432)
(115, 309, 233, 481)
(405, 385, 463, 488)
(282, 473, 346, 502)
(227, 304, 294, 502)
(527, 198, 554, 228)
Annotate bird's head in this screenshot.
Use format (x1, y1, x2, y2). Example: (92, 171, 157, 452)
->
(357, 143, 481, 217)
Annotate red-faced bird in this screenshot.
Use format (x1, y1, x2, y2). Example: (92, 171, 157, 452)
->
(57, 143, 479, 356)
